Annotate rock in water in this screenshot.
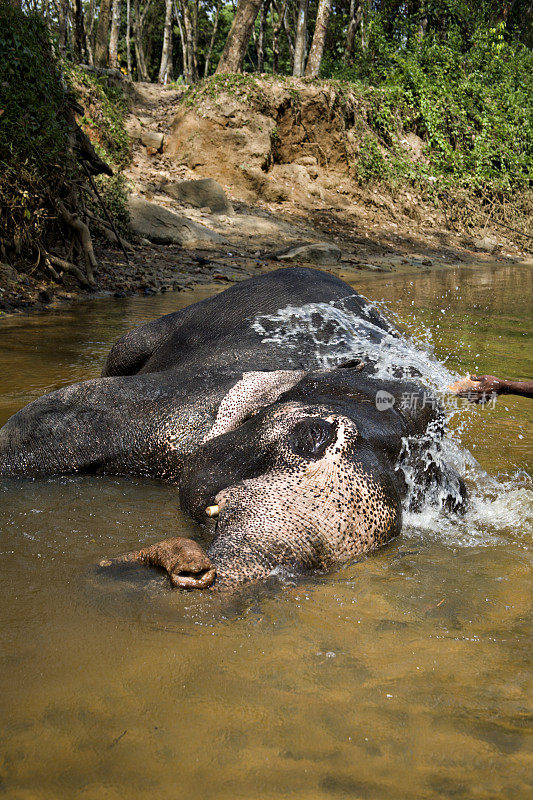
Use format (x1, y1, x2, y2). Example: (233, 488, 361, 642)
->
(162, 178, 233, 215)
(127, 196, 226, 246)
(276, 242, 341, 266)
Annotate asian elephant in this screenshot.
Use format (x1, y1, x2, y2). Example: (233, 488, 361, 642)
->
(0, 267, 465, 588)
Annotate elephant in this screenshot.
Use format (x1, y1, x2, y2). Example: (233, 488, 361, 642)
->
(0, 267, 465, 589)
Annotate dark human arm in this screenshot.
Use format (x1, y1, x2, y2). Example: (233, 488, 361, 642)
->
(448, 375, 533, 402)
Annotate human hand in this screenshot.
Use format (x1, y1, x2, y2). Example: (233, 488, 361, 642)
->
(447, 375, 501, 403)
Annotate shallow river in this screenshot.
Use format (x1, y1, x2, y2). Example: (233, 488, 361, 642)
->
(0, 262, 531, 799)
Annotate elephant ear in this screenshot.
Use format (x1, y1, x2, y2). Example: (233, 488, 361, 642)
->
(205, 370, 305, 442)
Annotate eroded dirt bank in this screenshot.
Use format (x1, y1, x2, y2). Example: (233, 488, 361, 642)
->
(1, 78, 530, 314)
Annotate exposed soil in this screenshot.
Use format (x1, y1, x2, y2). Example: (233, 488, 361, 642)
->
(1, 78, 530, 315)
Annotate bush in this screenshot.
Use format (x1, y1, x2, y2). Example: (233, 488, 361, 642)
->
(324, 19, 533, 196)
(0, 2, 73, 253)
(0, 4, 131, 272)
(66, 64, 131, 168)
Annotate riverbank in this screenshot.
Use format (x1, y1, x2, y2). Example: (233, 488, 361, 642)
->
(1, 206, 529, 315)
(2, 76, 531, 316)
(1, 233, 529, 316)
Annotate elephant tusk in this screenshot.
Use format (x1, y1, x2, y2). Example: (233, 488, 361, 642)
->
(205, 505, 220, 518)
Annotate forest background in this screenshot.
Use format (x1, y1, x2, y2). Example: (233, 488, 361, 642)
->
(0, 0, 531, 304)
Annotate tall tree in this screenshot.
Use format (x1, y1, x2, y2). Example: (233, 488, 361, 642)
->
(158, 0, 173, 82)
(57, 0, 68, 56)
(256, 0, 271, 72)
(85, 0, 96, 64)
(271, 0, 288, 73)
(178, 0, 199, 83)
(204, 0, 221, 76)
(292, 0, 308, 76)
(109, 0, 121, 67)
(344, 0, 363, 62)
(304, 0, 330, 77)
(71, 0, 88, 61)
(173, 0, 188, 76)
(133, 0, 151, 79)
(215, 0, 264, 73)
(126, 0, 132, 73)
(95, 0, 112, 66)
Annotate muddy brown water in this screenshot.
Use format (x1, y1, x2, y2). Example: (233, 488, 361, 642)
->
(0, 263, 531, 800)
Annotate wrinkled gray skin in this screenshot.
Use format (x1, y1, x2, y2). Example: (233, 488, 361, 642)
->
(0, 268, 465, 589)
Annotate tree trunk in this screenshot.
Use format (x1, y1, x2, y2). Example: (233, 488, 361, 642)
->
(133, 0, 151, 80)
(271, 0, 288, 73)
(71, 0, 88, 62)
(361, 0, 369, 51)
(158, 0, 174, 83)
(204, 0, 221, 77)
(126, 0, 132, 74)
(282, 5, 295, 63)
(256, 0, 270, 72)
(304, 0, 330, 77)
(292, 0, 308, 77)
(95, 0, 112, 66)
(174, 0, 187, 77)
(109, 0, 121, 68)
(58, 0, 68, 56)
(179, 0, 198, 82)
(85, 0, 95, 64)
(215, 0, 264, 73)
(192, 0, 199, 80)
(344, 0, 362, 62)
(418, 0, 428, 38)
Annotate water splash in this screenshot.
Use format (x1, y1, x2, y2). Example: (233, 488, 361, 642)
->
(253, 297, 533, 547)
(253, 298, 458, 390)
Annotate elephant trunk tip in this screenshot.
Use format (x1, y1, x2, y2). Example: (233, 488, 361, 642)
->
(170, 565, 217, 589)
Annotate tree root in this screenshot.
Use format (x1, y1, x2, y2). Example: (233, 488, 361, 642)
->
(81, 164, 131, 263)
(83, 209, 135, 252)
(40, 248, 92, 288)
(57, 201, 97, 285)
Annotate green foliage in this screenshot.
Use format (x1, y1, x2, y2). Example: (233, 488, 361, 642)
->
(355, 135, 393, 183)
(0, 4, 131, 264)
(66, 64, 131, 168)
(182, 72, 263, 107)
(89, 172, 131, 237)
(325, 15, 533, 197)
(0, 2, 74, 251)
(0, 4, 70, 176)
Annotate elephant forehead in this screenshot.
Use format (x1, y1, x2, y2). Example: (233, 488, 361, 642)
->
(205, 370, 305, 442)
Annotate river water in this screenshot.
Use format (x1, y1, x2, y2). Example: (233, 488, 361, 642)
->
(0, 262, 531, 799)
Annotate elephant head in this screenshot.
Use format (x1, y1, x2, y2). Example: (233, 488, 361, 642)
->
(148, 368, 445, 589)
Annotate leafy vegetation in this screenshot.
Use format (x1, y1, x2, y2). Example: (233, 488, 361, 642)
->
(0, 2, 131, 285)
(0, 2, 73, 255)
(67, 64, 131, 168)
(326, 18, 533, 197)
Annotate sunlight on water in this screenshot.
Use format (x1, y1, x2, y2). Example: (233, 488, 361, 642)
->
(0, 263, 531, 800)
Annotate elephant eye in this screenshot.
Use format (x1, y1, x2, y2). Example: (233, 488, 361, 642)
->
(290, 419, 335, 459)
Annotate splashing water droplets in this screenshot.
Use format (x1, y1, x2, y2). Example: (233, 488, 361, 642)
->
(253, 297, 533, 546)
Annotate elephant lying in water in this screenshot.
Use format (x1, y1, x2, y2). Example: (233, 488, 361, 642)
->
(0, 267, 465, 589)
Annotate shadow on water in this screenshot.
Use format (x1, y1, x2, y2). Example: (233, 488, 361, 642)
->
(0, 263, 531, 799)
